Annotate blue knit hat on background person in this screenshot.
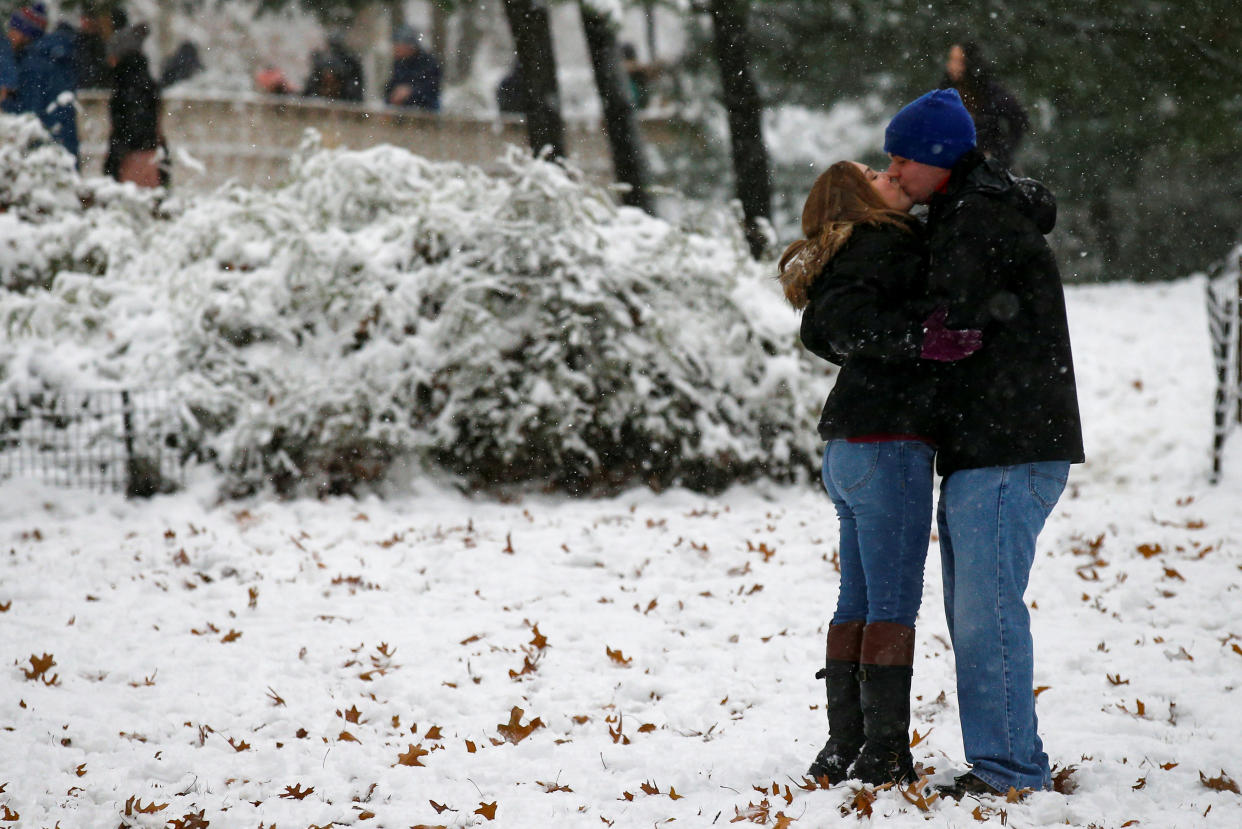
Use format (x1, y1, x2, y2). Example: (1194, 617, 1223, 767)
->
(884, 88, 977, 168)
(393, 24, 422, 47)
(8, 3, 48, 39)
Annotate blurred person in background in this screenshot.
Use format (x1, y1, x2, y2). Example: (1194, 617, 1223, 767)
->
(495, 58, 527, 115)
(254, 64, 293, 96)
(3, 3, 79, 160)
(303, 30, 363, 102)
(939, 41, 1029, 168)
(620, 42, 652, 110)
(384, 24, 440, 111)
(0, 16, 14, 106)
(105, 22, 166, 187)
(74, 3, 122, 90)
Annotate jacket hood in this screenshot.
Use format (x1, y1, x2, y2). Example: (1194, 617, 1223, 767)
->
(31, 22, 76, 65)
(945, 150, 1057, 234)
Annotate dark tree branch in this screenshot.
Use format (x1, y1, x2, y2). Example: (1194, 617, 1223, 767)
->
(501, 0, 567, 160)
(579, 2, 653, 212)
(708, 0, 772, 258)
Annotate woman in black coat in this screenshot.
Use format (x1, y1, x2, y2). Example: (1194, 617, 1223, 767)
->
(104, 23, 165, 187)
(779, 161, 980, 787)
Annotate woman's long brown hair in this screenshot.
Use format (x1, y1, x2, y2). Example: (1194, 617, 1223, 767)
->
(777, 161, 913, 309)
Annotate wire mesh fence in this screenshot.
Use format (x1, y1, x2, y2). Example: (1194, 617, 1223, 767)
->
(0, 388, 183, 496)
(1207, 250, 1242, 483)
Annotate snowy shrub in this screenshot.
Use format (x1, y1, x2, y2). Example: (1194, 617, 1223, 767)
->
(1, 117, 826, 496)
(0, 114, 163, 293)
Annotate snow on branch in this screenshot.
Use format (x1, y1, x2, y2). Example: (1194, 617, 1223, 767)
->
(1, 116, 823, 496)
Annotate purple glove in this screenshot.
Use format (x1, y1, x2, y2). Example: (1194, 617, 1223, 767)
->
(920, 307, 983, 362)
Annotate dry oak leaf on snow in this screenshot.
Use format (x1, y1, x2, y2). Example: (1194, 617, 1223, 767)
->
(606, 646, 632, 666)
(397, 744, 431, 766)
(842, 788, 876, 819)
(280, 783, 315, 800)
(1200, 771, 1239, 794)
(166, 811, 209, 829)
(497, 706, 544, 744)
(123, 797, 167, 815)
(21, 653, 58, 684)
(734, 797, 775, 822)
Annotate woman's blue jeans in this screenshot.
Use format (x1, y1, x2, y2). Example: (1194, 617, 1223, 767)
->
(821, 439, 935, 629)
(937, 461, 1070, 793)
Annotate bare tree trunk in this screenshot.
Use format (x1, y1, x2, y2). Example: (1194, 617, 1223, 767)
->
(501, 0, 566, 160)
(708, 0, 772, 258)
(346, 3, 389, 103)
(579, 2, 652, 212)
(430, 1, 451, 61)
(385, 0, 406, 26)
(643, 0, 658, 60)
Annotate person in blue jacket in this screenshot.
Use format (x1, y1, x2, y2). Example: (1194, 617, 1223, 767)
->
(3, 4, 79, 160)
(0, 33, 16, 102)
(384, 24, 440, 112)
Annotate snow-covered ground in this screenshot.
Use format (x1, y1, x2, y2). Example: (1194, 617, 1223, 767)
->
(2, 276, 1241, 827)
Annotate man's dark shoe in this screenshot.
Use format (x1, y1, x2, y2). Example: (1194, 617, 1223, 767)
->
(936, 772, 1002, 800)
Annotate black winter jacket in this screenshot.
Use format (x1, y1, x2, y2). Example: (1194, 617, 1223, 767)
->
(385, 51, 442, 111)
(800, 220, 938, 441)
(927, 150, 1084, 475)
(939, 76, 1030, 168)
(104, 52, 161, 179)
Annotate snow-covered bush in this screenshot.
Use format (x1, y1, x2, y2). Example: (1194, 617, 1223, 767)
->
(1, 116, 826, 496)
(0, 114, 163, 293)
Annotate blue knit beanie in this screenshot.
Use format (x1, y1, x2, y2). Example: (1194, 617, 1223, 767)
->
(393, 24, 422, 47)
(8, 3, 48, 39)
(884, 88, 976, 168)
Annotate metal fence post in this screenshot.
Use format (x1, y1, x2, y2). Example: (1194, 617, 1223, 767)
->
(1208, 263, 1238, 484)
(1235, 255, 1242, 428)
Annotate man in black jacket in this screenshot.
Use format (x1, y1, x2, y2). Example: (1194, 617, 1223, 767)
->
(384, 25, 440, 112)
(883, 89, 1085, 799)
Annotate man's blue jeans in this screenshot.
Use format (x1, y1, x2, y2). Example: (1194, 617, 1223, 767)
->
(821, 440, 935, 629)
(938, 461, 1070, 793)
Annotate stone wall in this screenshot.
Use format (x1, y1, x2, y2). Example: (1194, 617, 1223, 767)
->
(76, 91, 692, 191)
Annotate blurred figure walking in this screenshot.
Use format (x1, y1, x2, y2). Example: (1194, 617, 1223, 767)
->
(939, 41, 1029, 168)
(105, 22, 166, 188)
(384, 24, 440, 111)
(303, 31, 364, 102)
(74, 4, 122, 90)
(3, 3, 80, 159)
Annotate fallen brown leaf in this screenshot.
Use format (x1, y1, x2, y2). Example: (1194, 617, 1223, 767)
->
(606, 646, 632, 666)
(396, 744, 430, 767)
(1200, 770, 1239, 794)
(497, 706, 544, 744)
